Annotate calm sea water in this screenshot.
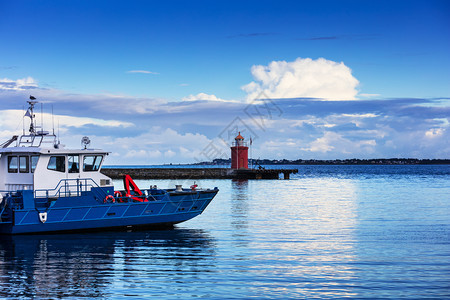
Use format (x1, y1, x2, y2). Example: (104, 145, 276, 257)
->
(0, 165, 449, 299)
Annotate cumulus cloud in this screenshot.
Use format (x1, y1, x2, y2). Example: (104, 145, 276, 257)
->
(242, 57, 359, 101)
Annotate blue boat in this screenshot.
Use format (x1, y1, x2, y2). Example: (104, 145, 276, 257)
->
(0, 99, 218, 234)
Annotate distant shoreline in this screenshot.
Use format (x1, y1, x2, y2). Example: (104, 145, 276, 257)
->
(197, 158, 450, 166)
(103, 159, 450, 168)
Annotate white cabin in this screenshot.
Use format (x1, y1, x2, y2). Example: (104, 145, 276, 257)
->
(0, 100, 113, 197)
(0, 134, 113, 195)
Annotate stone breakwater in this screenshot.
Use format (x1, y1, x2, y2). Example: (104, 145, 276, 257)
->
(101, 168, 298, 180)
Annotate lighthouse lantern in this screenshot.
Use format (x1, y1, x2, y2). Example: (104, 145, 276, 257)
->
(231, 132, 249, 169)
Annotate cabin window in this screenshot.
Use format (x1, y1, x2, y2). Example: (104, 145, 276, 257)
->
(68, 155, 79, 173)
(19, 156, 29, 173)
(7, 156, 18, 173)
(31, 156, 39, 173)
(83, 155, 103, 172)
(47, 156, 65, 172)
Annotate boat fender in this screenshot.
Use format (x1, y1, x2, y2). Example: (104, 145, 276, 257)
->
(39, 212, 47, 223)
(104, 195, 115, 203)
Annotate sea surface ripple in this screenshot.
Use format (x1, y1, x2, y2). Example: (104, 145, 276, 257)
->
(0, 165, 449, 299)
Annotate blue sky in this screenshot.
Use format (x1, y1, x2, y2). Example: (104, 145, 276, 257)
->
(1, 0, 449, 164)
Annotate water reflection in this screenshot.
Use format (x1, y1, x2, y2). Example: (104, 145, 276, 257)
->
(0, 229, 216, 299)
(230, 179, 249, 229)
(239, 178, 360, 298)
(230, 179, 250, 249)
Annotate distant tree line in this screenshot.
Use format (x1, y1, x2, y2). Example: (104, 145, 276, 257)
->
(196, 158, 450, 165)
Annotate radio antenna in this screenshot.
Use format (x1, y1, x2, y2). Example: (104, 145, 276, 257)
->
(41, 103, 43, 133)
(22, 105, 25, 135)
(52, 105, 55, 135)
(58, 119, 60, 144)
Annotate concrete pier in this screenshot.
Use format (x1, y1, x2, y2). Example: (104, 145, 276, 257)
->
(101, 168, 298, 180)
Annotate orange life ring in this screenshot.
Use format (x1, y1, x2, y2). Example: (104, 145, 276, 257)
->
(114, 191, 122, 197)
(104, 195, 115, 203)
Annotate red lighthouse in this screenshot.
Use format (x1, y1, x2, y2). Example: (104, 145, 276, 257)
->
(231, 132, 248, 169)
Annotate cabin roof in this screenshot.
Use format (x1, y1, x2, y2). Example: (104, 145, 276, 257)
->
(0, 147, 108, 155)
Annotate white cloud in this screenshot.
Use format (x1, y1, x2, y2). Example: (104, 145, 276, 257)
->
(0, 82, 169, 115)
(182, 93, 226, 102)
(0, 77, 38, 90)
(242, 57, 359, 101)
(126, 70, 159, 74)
(0, 109, 133, 139)
(1, 72, 448, 163)
(123, 149, 163, 159)
(99, 128, 213, 164)
(0, 110, 25, 129)
(124, 149, 151, 158)
(341, 113, 378, 118)
(164, 150, 176, 158)
(305, 132, 340, 153)
(425, 128, 444, 138)
(301, 132, 376, 154)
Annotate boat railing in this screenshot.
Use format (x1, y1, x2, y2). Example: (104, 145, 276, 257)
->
(5, 184, 33, 192)
(0, 135, 18, 148)
(17, 134, 57, 148)
(34, 178, 107, 201)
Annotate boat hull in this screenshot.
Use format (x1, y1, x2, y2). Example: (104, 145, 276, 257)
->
(0, 190, 217, 235)
(1, 211, 200, 234)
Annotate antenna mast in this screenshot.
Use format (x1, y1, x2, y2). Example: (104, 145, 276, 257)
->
(22, 105, 25, 135)
(58, 119, 60, 144)
(26, 96, 38, 135)
(41, 103, 44, 133)
(52, 105, 55, 135)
